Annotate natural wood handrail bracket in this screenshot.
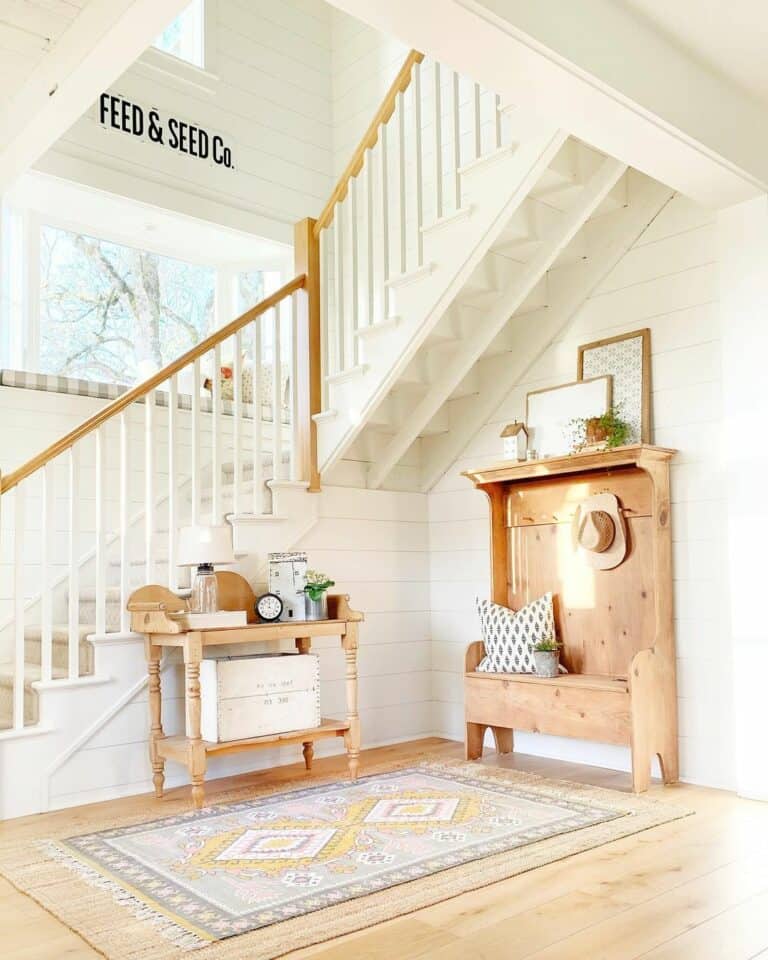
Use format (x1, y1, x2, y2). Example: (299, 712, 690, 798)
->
(314, 50, 424, 236)
(0, 274, 307, 494)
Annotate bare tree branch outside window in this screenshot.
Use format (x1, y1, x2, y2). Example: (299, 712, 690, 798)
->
(39, 225, 216, 384)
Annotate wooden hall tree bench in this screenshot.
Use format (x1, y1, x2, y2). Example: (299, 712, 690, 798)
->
(462, 445, 677, 793)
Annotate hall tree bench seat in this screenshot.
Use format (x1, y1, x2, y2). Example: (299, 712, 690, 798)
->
(462, 445, 678, 793)
(128, 572, 363, 809)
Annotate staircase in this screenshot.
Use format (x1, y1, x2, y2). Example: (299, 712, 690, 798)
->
(310, 68, 673, 490)
(0, 278, 309, 731)
(0, 48, 673, 816)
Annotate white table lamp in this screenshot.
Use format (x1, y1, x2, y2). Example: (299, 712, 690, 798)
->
(178, 524, 235, 613)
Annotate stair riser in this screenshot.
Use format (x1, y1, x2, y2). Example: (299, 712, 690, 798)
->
(24, 637, 94, 675)
(0, 686, 38, 729)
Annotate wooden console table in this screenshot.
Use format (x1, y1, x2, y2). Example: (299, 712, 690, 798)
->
(128, 572, 363, 809)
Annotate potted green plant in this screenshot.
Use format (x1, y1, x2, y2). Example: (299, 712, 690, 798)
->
(532, 638, 561, 678)
(304, 570, 335, 620)
(568, 407, 630, 453)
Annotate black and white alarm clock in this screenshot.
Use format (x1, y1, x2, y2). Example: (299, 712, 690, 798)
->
(255, 592, 283, 623)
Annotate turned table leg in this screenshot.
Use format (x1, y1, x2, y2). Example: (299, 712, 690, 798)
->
(342, 623, 360, 780)
(296, 638, 314, 772)
(184, 636, 206, 810)
(146, 641, 166, 798)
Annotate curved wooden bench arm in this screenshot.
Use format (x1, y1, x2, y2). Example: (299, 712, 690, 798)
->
(465, 640, 485, 673)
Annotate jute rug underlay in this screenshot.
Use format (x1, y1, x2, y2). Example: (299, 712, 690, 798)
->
(0, 757, 690, 959)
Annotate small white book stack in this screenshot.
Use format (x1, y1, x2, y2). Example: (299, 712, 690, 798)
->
(199, 653, 321, 743)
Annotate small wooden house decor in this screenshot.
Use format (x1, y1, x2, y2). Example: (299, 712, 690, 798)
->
(462, 444, 678, 793)
(500, 421, 528, 461)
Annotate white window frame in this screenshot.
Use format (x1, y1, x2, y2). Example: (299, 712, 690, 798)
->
(140, 0, 219, 96)
(2, 210, 290, 379)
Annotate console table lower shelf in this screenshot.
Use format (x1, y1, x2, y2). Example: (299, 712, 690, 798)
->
(128, 575, 363, 809)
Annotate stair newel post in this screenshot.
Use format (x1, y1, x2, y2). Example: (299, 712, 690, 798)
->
(294, 217, 322, 493)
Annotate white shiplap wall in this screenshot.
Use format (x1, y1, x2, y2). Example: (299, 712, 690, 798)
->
(330, 9, 407, 177)
(428, 194, 733, 790)
(36, 0, 335, 240)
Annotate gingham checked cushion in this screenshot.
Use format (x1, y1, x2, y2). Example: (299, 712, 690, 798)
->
(475, 593, 555, 674)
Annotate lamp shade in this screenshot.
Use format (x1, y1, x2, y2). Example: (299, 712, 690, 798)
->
(177, 524, 235, 567)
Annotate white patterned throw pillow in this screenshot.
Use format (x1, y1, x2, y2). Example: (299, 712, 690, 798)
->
(475, 593, 555, 673)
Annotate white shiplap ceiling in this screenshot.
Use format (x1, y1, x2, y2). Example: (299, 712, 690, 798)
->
(619, 0, 768, 103)
(0, 0, 89, 104)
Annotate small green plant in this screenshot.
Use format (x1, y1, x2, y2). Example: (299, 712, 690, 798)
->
(305, 570, 335, 601)
(568, 406, 630, 452)
(533, 638, 560, 653)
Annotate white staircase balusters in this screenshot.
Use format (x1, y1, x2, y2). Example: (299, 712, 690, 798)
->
(232, 333, 243, 516)
(450, 70, 461, 210)
(13, 484, 25, 729)
(334, 202, 345, 374)
(272, 306, 283, 483)
(211, 343, 222, 522)
(251, 315, 264, 514)
(144, 390, 156, 584)
(433, 62, 444, 222)
(167, 375, 179, 590)
(290, 292, 300, 483)
(349, 176, 359, 362)
(472, 82, 482, 160)
(494, 94, 502, 150)
(396, 89, 407, 276)
(67, 445, 79, 680)
(320, 225, 331, 407)
(95, 425, 106, 636)
(379, 125, 391, 320)
(40, 462, 54, 682)
(412, 60, 424, 268)
(191, 358, 201, 524)
(364, 148, 374, 329)
(119, 412, 130, 632)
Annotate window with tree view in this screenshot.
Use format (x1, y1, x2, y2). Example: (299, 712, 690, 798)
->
(39, 225, 215, 385)
(153, 0, 204, 67)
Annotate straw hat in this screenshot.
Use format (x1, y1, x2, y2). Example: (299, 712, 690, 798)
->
(573, 493, 627, 570)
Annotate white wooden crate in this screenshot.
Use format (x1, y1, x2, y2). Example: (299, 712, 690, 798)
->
(199, 653, 320, 743)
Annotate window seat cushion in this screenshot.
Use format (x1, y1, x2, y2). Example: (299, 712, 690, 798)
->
(0, 369, 290, 423)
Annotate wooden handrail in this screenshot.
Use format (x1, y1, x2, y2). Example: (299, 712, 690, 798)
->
(314, 49, 424, 237)
(0, 274, 307, 495)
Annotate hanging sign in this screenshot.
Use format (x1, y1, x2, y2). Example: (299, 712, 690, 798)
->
(98, 92, 235, 169)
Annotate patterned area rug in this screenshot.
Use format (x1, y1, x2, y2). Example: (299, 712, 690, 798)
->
(0, 760, 689, 959)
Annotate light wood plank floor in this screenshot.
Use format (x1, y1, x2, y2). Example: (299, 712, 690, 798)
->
(3, 738, 768, 959)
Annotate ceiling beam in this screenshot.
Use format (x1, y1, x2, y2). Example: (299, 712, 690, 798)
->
(327, 0, 766, 207)
(0, 0, 189, 192)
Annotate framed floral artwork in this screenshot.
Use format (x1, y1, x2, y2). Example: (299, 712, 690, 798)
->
(577, 328, 651, 443)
